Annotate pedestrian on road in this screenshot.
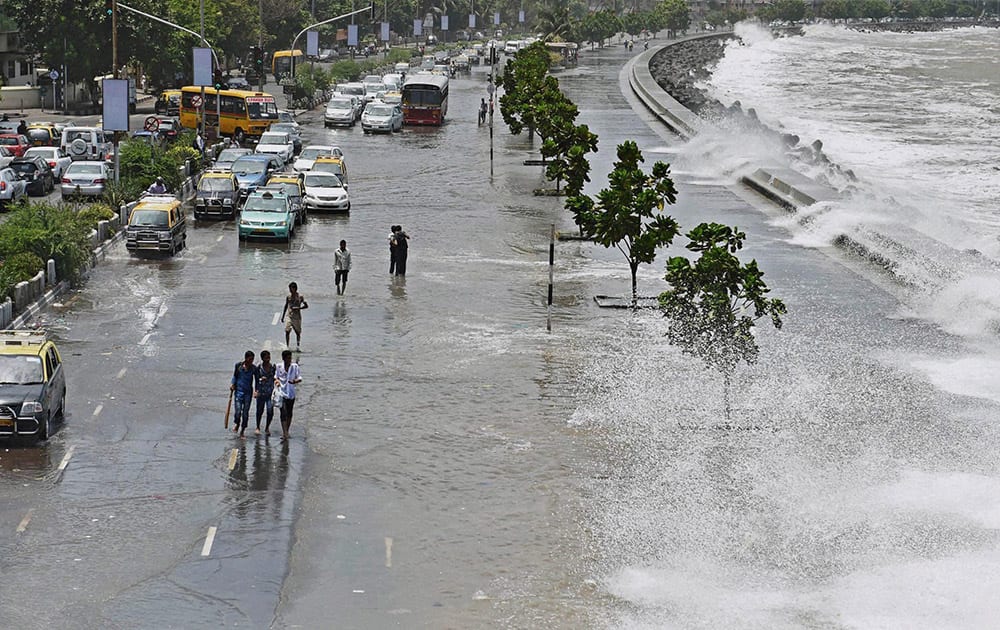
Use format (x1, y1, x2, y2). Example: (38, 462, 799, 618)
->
(388, 225, 399, 275)
(280, 281, 308, 351)
(334, 240, 352, 295)
(479, 98, 488, 125)
(16, 120, 27, 136)
(275, 349, 301, 442)
(255, 349, 277, 436)
(392, 226, 410, 276)
(147, 177, 167, 194)
(194, 129, 206, 159)
(230, 350, 256, 439)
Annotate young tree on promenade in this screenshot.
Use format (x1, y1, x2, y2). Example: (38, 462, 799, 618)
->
(499, 42, 552, 139)
(567, 141, 680, 305)
(657, 0, 691, 37)
(541, 122, 598, 194)
(659, 223, 786, 420)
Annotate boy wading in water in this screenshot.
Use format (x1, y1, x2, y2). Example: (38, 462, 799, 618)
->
(334, 240, 352, 295)
(280, 282, 309, 351)
(275, 349, 301, 442)
(255, 350, 277, 436)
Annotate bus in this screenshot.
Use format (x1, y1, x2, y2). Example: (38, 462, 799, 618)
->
(179, 86, 279, 142)
(272, 50, 305, 79)
(401, 74, 449, 126)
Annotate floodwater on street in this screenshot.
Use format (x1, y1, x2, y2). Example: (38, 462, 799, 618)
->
(3, 36, 998, 630)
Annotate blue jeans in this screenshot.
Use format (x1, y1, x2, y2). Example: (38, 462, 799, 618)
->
(255, 395, 274, 430)
(233, 392, 252, 430)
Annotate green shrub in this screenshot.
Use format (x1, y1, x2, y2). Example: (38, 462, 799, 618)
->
(77, 203, 116, 229)
(329, 60, 362, 83)
(0, 252, 45, 296)
(0, 202, 92, 284)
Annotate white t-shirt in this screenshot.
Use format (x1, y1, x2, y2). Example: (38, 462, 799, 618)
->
(276, 361, 301, 399)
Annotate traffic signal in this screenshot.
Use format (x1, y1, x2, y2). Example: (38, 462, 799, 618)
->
(105, 0, 113, 16)
(254, 46, 264, 69)
(213, 68, 224, 90)
(369, 1, 375, 20)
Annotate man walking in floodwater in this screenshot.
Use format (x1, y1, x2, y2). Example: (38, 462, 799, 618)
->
(334, 240, 352, 295)
(392, 226, 410, 276)
(230, 350, 256, 439)
(280, 282, 308, 351)
(254, 349, 277, 436)
(275, 349, 301, 442)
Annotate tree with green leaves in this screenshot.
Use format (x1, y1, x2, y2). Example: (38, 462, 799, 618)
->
(499, 42, 552, 140)
(659, 223, 786, 420)
(540, 122, 598, 194)
(770, 0, 807, 21)
(535, 0, 577, 40)
(567, 141, 680, 304)
(656, 0, 690, 36)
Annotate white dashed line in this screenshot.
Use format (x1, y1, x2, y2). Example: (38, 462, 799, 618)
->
(57, 445, 76, 472)
(216, 234, 225, 242)
(116, 368, 127, 379)
(228, 448, 238, 471)
(385, 536, 393, 568)
(271, 312, 280, 326)
(15, 509, 34, 533)
(92, 404, 103, 417)
(139, 333, 152, 346)
(263, 340, 272, 352)
(201, 526, 218, 556)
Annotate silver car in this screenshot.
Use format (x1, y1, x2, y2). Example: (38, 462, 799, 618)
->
(325, 97, 357, 127)
(361, 103, 403, 134)
(0, 167, 28, 208)
(60, 161, 109, 199)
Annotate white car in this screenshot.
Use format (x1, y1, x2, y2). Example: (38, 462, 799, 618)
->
(361, 103, 403, 133)
(382, 73, 403, 91)
(324, 97, 357, 127)
(255, 131, 294, 165)
(0, 146, 13, 169)
(362, 75, 384, 102)
(294, 145, 344, 172)
(303, 171, 350, 213)
(0, 167, 27, 208)
(24, 147, 72, 179)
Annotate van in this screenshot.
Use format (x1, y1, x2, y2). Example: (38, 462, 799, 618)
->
(60, 127, 111, 162)
(504, 41, 519, 54)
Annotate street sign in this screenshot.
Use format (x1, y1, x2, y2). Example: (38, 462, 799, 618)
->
(144, 116, 160, 132)
(487, 83, 495, 95)
(190, 94, 203, 108)
(48, 70, 60, 81)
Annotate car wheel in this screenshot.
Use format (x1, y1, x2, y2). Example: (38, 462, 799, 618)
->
(38, 413, 50, 441)
(58, 391, 66, 419)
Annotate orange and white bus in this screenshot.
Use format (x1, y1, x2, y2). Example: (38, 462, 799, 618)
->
(401, 74, 449, 126)
(179, 86, 279, 142)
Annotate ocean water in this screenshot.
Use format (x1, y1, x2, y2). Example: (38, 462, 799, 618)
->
(686, 23, 1000, 338)
(583, 25, 1000, 629)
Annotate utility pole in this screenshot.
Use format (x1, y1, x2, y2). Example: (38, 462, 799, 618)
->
(200, 0, 206, 141)
(258, 0, 265, 93)
(112, 0, 120, 185)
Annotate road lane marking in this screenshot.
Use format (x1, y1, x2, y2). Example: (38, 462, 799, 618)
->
(271, 312, 280, 326)
(385, 537, 393, 568)
(216, 234, 225, 242)
(228, 448, 238, 471)
(92, 404, 103, 417)
(139, 333, 152, 346)
(201, 526, 217, 556)
(57, 445, 76, 472)
(116, 368, 127, 379)
(263, 339, 272, 352)
(16, 509, 34, 533)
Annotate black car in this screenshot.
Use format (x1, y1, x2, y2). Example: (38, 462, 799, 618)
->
(0, 331, 66, 441)
(8, 156, 55, 196)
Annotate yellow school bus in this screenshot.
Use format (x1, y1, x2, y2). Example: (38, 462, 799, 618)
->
(179, 86, 278, 141)
(272, 50, 305, 79)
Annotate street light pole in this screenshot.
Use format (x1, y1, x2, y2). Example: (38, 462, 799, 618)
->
(290, 4, 374, 81)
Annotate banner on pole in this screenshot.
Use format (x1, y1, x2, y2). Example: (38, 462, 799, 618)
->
(413, 18, 422, 36)
(192, 47, 213, 87)
(441, 15, 449, 30)
(519, 10, 525, 23)
(468, 14, 476, 28)
(494, 11, 500, 25)
(381, 22, 390, 41)
(348, 24, 359, 46)
(102, 79, 129, 131)
(306, 31, 319, 56)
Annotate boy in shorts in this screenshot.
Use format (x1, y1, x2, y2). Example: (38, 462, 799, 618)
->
(280, 282, 309, 351)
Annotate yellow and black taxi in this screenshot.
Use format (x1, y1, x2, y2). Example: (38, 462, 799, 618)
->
(125, 194, 187, 256)
(264, 171, 307, 224)
(154, 89, 182, 116)
(311, 155, 349, 188)
(0, 330, 66, 441)
(194, 169, 238, 220)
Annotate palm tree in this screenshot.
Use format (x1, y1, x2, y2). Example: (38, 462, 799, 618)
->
(535, 0, 573, 40)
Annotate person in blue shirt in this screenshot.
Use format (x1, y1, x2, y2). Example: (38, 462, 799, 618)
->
(230, 350, 256, 439)
(254, 350, 277, 436)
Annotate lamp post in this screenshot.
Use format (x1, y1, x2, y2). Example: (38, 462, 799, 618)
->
(289, 3, 375, 85)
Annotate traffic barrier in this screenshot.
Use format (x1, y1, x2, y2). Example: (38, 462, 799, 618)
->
(0, 299, 12, 329)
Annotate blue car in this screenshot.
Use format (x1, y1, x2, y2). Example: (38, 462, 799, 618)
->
(231, 154, 280, 202)
(238, 189, 295, 242)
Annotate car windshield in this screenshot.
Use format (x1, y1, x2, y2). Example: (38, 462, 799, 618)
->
(266, 183, 301, 198)
(199, 177, 233, 192)
(232, 158, 265, 174)
(247, 99, 278, 120)
(245, 196, 287, 212)
(367, 105, 394, 116)
(67, 163, 103, 175)
(27, 129, 50, 142)
(299, 148, 331, 160)
(64, 130, 93, 142)
(130, 210, 169, 227)
(216, 149, 247, 163)
(0, 355, 44, 385)
(328, 99, 352, 110)
(159, 120, 177, 130)
(24, 149, 54, 159)
(304, 173, 344, 188)
(271, 124, 296, 134)
(9, 162, 37, 174)
(341, 85, 364, 96)
(278, 112, 293, 123)
(0, 137, 19, 145)
(259, 133, 286, 144)
(312, 162, 343, 176)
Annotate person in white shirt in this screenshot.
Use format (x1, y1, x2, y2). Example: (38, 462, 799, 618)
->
(275, 349, 301, 442)
(334, 240, 352, 295)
